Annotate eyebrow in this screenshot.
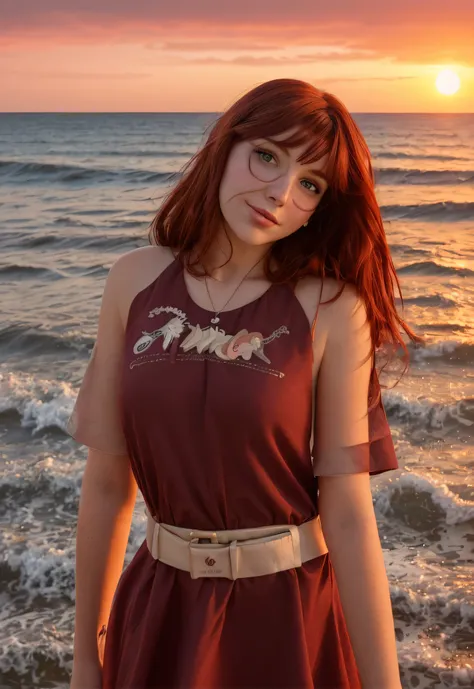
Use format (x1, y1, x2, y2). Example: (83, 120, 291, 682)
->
(262, 137, 329, 184)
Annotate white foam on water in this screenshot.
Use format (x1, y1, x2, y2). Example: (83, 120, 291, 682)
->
(386, 545, 474, 687)
(375, 472, 474, 526)
(375, 471, 474, 525)
(383, 387, 474, 430)
(0, 369, 76, 434)
(410, 338, 463, 360)
(2, 498, 148, 602)
(0, 607, 74, 684)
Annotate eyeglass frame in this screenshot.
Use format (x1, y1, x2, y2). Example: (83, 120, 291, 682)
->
(245, 139, 329, 213)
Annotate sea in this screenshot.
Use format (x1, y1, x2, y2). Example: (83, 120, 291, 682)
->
(0, 112, 473, 689)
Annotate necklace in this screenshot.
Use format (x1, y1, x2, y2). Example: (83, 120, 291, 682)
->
(204, 256, 266, 324)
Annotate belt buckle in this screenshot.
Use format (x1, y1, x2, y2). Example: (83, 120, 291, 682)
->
(188, 532, 235, 579)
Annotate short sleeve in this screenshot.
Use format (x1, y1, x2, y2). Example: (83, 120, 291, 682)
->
(311, 287, 398, 477)
(66, 264, 128, 456)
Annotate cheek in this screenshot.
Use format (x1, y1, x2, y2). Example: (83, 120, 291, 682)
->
(273, 224, 304, 242)
(220, 159, 257, 206)
(281, 194, 323, 234)
(278, 209, 310, 237)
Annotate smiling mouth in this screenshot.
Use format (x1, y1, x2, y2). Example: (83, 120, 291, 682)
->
(246, 202, 279, 225)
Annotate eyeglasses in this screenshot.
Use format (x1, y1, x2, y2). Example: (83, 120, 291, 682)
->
(248, 145, 324, 212)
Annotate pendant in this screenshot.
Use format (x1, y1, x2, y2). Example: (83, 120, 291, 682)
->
(211, 315, 220, 324)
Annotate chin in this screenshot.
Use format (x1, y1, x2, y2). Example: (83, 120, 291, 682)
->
(227, 221, 277, 247)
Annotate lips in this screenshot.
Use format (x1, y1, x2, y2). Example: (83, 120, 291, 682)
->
(247, 203, 278, 225)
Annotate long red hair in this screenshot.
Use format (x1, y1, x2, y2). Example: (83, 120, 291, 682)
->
(148, 78, 425, 396)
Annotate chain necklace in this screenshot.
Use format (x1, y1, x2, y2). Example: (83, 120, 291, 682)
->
(204, 256, 266, 324)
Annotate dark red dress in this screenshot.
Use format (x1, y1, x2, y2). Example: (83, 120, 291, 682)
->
(69, 254, 398, 688)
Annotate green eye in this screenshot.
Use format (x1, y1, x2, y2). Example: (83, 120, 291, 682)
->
(301, 179, 321, 195)
(253, 146, 322, 195)
(255, 148, 275, 164)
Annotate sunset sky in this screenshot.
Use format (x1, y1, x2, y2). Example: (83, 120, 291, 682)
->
(2, 1, 473, 113)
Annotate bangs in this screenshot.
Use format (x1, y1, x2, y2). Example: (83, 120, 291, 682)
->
(266, 125, 337, 188)
(232, 95, 341, 190)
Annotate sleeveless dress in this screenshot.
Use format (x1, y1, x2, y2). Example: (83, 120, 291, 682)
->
(68, 253, 398, 689)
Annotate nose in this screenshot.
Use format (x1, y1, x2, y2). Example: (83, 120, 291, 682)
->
(265, 171, 294, 206)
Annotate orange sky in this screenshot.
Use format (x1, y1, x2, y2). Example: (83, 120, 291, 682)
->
(1, 1, 473, 113)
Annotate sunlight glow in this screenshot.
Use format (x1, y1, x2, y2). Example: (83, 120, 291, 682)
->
(436, 69, 461, 96)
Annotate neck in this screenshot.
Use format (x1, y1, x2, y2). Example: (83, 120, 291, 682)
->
(199, 229, 273, 283)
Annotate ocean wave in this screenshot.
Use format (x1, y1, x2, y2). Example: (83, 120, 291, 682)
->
(0, 264, 58, 280)
(52, 215, 95, 227)
(375, 150, 472, 162)
(382, 388, 474, 434)
(0, 159, 174, 186)
(375, 472, 474, 527)
(13, 230, 142, 251)
(375, 167, 474, 185)
(396, 260, 474, 277)
(0, 610, 74, 685)
(382, 201, 474, 222)
(409, 338, 474, 365)
(0, 462, 80, 519)
(0, 324, 93, 358)
(102, 149, 195, 157)
(401, 294, 458, 308)
(1, 486, 146, 601)
(15, 234, 62, 249)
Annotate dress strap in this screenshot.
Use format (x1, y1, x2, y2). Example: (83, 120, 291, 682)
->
(310, 280, 324, 342)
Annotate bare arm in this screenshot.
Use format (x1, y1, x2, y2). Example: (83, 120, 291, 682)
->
(319, 475, 400, 689)
(73, 449, 137, 668)
(313, 285, 401, 688)
(67, 255, 140, 674)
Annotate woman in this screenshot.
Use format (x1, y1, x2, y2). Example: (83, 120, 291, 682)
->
(68, 78, 423, 689)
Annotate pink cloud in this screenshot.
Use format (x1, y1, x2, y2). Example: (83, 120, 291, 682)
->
(317, 76, 417, 83)
(3, 1, 474, 27)
(159, 41, 285, 52)
(1, 2, 473, 64)
(6, 69, 152, 79)
(182, 51, 380, 66)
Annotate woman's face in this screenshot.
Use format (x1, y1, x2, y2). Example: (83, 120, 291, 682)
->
(218, 128, 329, 247)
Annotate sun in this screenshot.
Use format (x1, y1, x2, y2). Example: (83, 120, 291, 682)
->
(436, 69, 461, 96)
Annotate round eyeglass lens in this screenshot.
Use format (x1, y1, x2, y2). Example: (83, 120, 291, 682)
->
(248, 146, 321, 212)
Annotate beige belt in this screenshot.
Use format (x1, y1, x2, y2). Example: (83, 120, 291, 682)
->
(145, 506, 328, 580)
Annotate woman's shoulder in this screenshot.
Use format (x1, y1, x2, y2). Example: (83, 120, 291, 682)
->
(113, 244, 174, 277)
(294, 275, 366, 371)
(294, 274, 354, 328)
(296, 274, 364, 319)
(109, 244, 176, 328)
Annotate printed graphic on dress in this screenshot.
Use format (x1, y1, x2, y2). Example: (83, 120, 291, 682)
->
(130, 306, 289, 377)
